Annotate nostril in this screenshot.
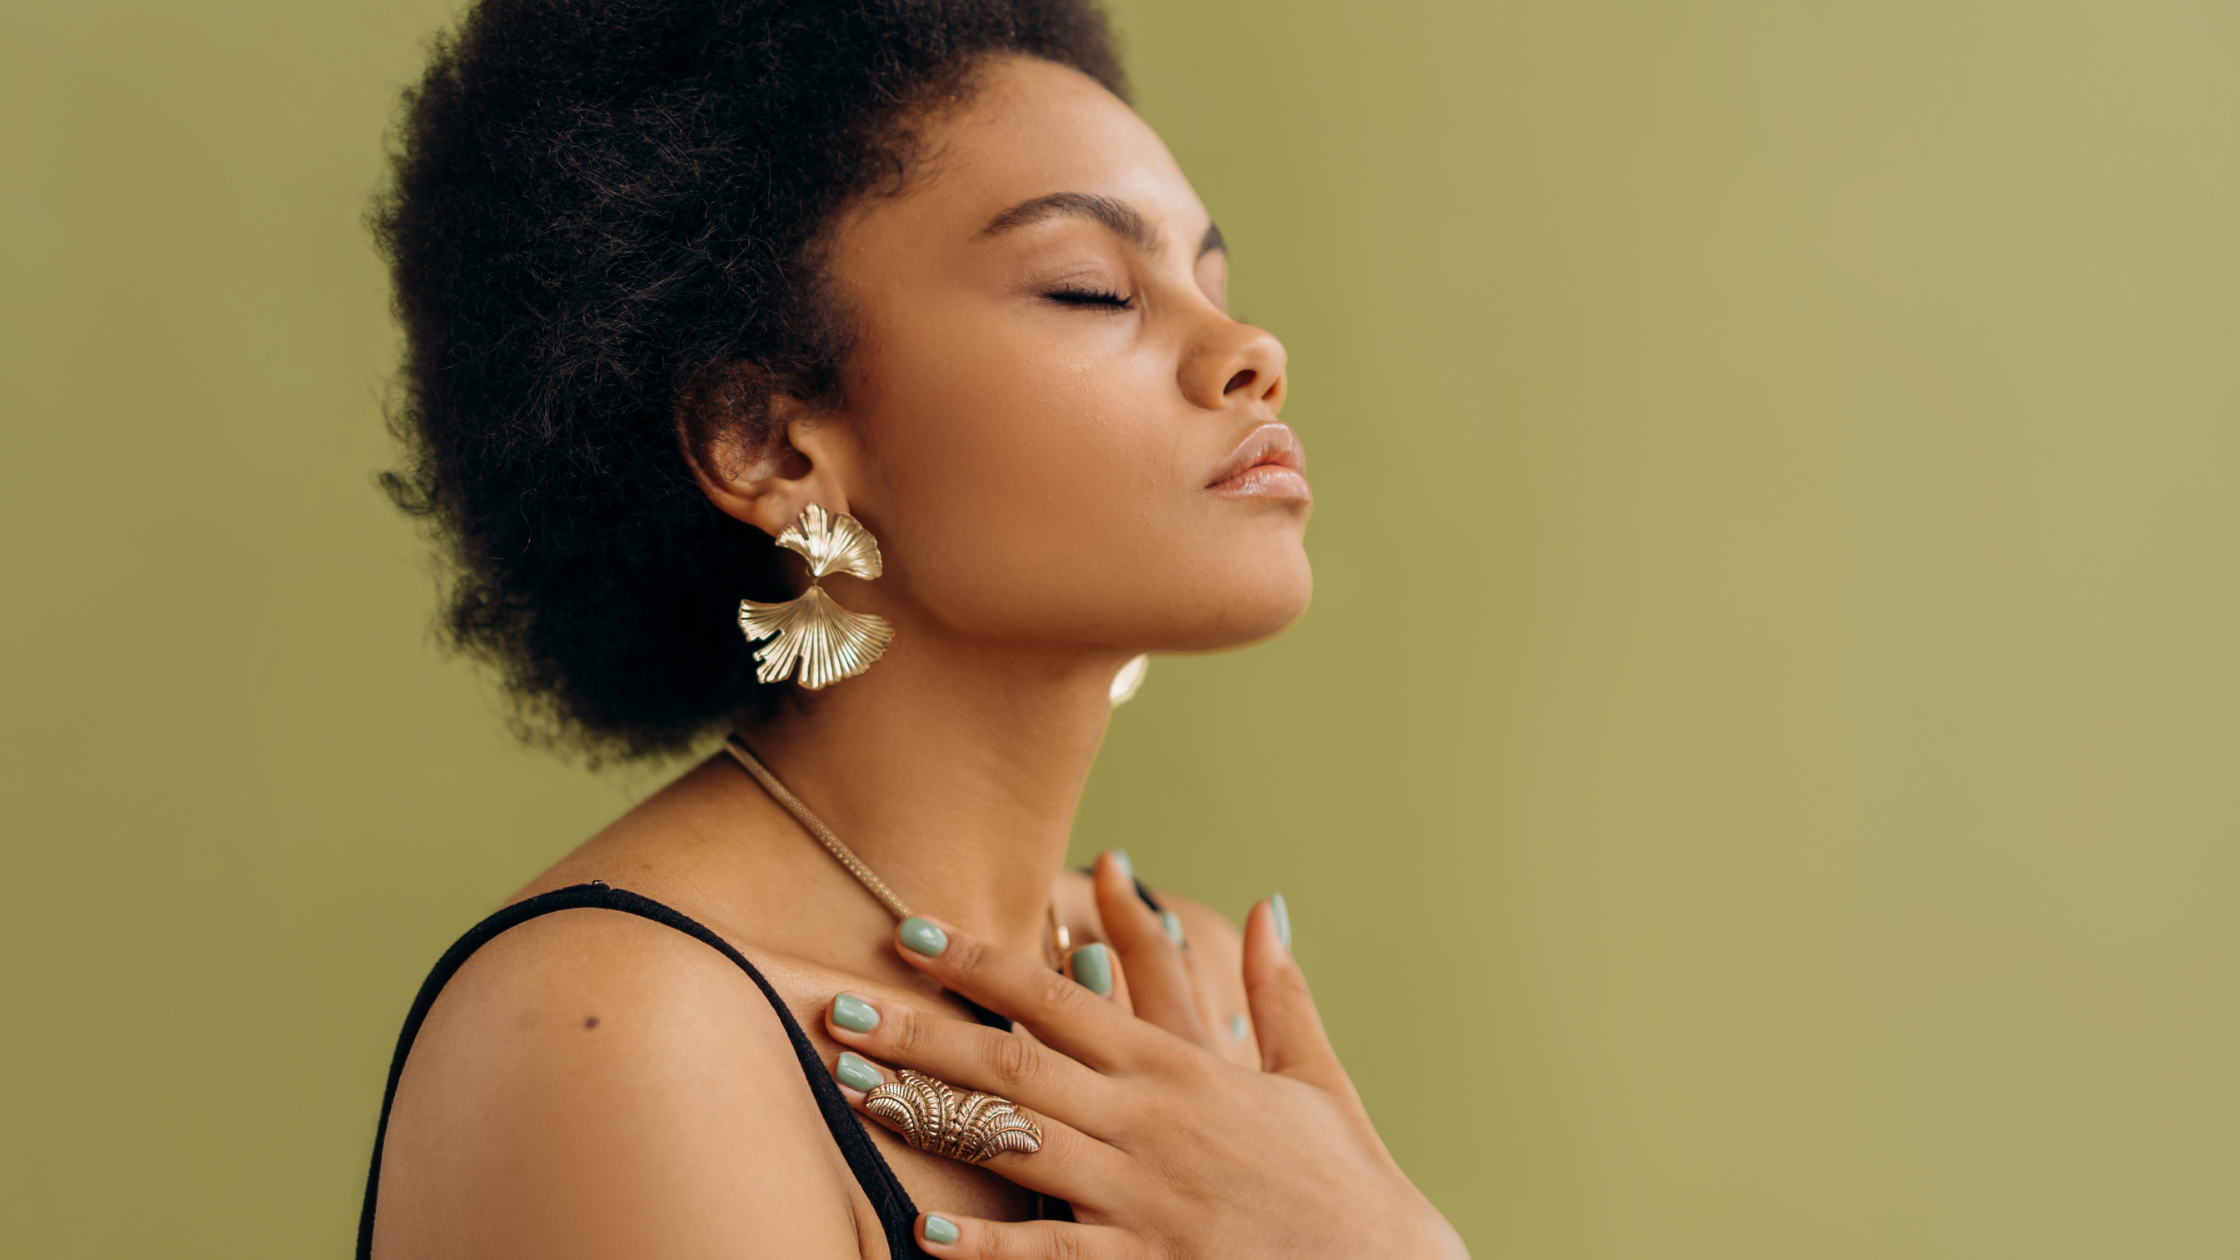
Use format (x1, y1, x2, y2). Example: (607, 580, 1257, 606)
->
(1222, 368, 1256, 396)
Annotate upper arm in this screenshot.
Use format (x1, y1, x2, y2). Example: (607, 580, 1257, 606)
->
(371, 909, 866, 1260)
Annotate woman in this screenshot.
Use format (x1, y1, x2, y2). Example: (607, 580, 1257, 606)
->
(362, 1, 1465, 1255)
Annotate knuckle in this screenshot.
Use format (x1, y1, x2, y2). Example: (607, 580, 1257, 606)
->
(975, 1224, 1028, 1260)
(945, 934, 996, 979)
(1040, 1226, 1091, 1260)
(888, 1006, 931, 1058)
(1161, 1043, 1220, 1090)
(1032, 968, 1089, 1016)
(1255, 960, 1313, 1004)
(986, 1031, 1045, 1093)
(976, 1222, 1105, 1260)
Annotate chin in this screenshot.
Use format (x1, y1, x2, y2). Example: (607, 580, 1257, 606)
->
(1163, 548, 1314, 651)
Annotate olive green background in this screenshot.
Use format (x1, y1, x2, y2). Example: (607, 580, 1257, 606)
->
(4, 1, 2235, 1255)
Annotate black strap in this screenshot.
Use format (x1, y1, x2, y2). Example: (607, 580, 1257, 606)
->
(357, 883, 929, 1259)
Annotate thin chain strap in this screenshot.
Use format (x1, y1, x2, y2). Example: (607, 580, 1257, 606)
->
(724, 736, 913, 921)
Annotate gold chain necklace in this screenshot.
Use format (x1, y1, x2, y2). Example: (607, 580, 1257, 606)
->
(724, 735, 1071, 966)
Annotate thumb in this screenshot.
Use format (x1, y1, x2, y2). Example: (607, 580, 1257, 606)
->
(1241, 896, 1353, 1098)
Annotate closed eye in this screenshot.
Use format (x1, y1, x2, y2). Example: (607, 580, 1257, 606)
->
(1044, 286, 1134, 310)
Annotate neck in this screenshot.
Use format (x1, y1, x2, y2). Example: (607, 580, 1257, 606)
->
(735, 633, 1130, 960)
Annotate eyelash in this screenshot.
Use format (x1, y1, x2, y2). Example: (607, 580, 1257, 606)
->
(1044, 286, 1135, 310)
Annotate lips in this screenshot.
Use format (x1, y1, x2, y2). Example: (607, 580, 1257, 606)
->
(1205, 423, 1311, 502)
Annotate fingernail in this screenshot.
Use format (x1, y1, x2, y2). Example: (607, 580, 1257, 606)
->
(1230, 1013, 1250, 1042)
(899, 916, 948, 956)
(1109, 848, 1134, 880)
(832, 992, 879, 1033)
(923, 1214, 960, 1246)
(1160, 910, 1186, 946)
(1069, 942, 1113, 996)
(835, 1051, 882, 1092)
(1269, 893, 1292, 951)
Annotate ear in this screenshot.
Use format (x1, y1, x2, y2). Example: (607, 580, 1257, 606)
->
(675, 362, 856, 536)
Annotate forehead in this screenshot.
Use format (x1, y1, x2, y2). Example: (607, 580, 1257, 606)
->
(839, 55, 1209, 256)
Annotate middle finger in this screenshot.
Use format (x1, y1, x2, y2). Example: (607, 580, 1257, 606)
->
(826, 990, 1123, 1133)
(825, 1040, 1128, 1208)
(1090, 851, 1209, 1047)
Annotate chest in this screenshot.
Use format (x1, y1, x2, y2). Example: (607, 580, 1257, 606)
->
(756, 965, 1048, 1229)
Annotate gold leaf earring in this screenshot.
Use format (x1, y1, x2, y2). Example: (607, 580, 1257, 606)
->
(738, 504, 895, 689)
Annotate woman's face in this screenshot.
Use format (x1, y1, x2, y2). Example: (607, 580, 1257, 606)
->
(799, 55, 1311, 658)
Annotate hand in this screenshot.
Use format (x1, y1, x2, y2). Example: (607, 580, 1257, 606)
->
(820, 884, 1469, 1258)
(1074, 852, 1215, 1051)
(1066, 853, 1256, 1066)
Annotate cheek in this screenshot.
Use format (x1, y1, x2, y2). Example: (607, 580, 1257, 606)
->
(854, 322, 1192, 625)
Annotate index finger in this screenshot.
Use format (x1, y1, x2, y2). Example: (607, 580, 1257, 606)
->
(894, 915, 1170, 1074)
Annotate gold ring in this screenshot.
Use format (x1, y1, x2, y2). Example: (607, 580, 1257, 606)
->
(864, 1069, 1044, 1162)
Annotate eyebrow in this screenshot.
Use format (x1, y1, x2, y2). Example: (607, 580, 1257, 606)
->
(982, 191, 1228, 259)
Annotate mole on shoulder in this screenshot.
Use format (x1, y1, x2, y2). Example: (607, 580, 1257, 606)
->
(584, 1016, 600, 1029)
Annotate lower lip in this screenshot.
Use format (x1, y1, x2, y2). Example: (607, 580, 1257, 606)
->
(1207, 464, 1313, 501)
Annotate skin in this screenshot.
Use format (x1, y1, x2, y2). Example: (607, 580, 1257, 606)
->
(373, 55, 1464, 1259)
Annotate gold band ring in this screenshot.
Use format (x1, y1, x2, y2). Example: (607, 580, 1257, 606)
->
(864, 1069, 1044, 1163)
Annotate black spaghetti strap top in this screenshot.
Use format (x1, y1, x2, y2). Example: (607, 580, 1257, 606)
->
(356, 882, 935, 1259)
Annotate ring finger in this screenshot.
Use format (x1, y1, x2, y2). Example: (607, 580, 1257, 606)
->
(826, 990, 1121, 1133)
(827, 1044, 1125, 1205)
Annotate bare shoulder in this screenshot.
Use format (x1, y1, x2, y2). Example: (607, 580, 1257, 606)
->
(371, 906, 873, 1260)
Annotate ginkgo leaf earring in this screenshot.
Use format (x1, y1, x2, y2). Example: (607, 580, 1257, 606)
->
(738, 504, 895, 689)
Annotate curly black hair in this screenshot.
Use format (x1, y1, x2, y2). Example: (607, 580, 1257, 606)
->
(373, 0, 1126, 762)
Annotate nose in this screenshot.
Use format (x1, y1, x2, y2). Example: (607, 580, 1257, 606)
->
(1179, 318, 1287, 414)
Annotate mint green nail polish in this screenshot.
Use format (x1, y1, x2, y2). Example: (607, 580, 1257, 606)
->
(835, 1051, 882, 1092)
(1161, 910, 1186, 946)
(832, 992, 879, 1033)
(1269, 893, 1292, 951)
(923, 1214, 960, 1246)
(1070, 942, 1113, 996)
(1110, 848, 1134, 879)
(1230, 1013, 1250, 1041)
(899, 916, 948, 956)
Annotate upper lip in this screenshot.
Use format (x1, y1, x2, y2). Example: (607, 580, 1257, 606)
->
(1205, 422, 1306, 488)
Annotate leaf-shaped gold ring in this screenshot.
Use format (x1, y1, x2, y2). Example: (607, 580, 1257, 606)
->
(738, 505, 896, 689)
(863, 1069, 1044, 1163)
